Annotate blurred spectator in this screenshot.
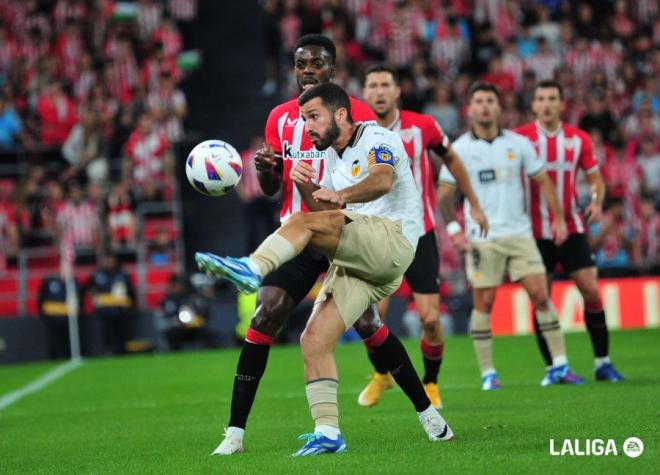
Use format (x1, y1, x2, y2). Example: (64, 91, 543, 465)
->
(633, 194, 660, 273)
(530, 5, 560, 50)
(146, 73, 187, 142)
(87, 253, 136, 355)
(423, 84, 460, 138)
(525, 37, 560, 81)
(61, 111, 108, 184)
(148, 227, 176, 265)
(261, 0, 281, 96)
(589, 198, 635, 273)
(481, 56, 515, 95)
(151, 14, 183, 59)
(123, 113, 172, 201)
(236, 136, 278, 254)
(579, 90, 619, 145)
(637, 137, 660, 202)
(158, 274, 215, 351)
(136, 0, 164, 40)
(36, 82, 78, 146)
(0, 200, 19, 273)
(0, 95, 22, 149)
(106, 181, 137, 250)
(601, 147, 642, 201)
(56, 181, 101, 255)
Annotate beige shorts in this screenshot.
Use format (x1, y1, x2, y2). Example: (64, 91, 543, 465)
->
(315, 211, 415, 327)
(466, 237, 546, 288)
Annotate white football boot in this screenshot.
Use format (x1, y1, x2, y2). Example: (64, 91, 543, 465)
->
(212, 428, 244, 455)
(419, 411, 455, 442)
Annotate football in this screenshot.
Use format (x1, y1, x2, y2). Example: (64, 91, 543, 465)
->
(185, 140, 243, 196)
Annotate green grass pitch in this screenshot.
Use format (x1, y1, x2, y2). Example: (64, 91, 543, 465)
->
(1, 329, 658, 474)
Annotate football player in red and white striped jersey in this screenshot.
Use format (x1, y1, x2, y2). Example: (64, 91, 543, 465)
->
(360, 65, 486, 409)
(514, 80, 624, 382)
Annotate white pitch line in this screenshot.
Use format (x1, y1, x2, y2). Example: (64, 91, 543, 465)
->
(0, 359, 83, 411)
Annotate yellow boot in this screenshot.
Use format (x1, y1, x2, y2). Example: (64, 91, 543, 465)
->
(423, 382, 443, 409)
(357, 372, 394, 407)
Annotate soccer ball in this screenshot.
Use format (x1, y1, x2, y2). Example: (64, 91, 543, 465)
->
(185, 140, 243, 196)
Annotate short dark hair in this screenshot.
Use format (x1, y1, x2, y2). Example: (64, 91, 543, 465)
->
(364, 64, 398, 84)
(468, 81, 500, 100)
(298, 82, 353, 122)
(294, 34, 336, 63)
(535, 80, 563, 99)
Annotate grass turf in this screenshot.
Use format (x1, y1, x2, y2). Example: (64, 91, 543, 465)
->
(0, 329, 658, 474)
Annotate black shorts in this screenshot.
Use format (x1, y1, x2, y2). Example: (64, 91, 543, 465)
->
(405, 230, 440, 294)
(536, 233, 596, 275)
(261, 246, 329, 305)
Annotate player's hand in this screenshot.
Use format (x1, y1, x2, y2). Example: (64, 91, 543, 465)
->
(312, 188, 345, 206)
(450, 231, 469, 252)
(584, 201, 603, 225)
(290, 161, 315, 184)
(551, 217, 568, 245)
(470, 206, 489, 238)
(254, 143, 277, 173)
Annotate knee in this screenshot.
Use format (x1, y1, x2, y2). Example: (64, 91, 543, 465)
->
(578, 282, 601, 304)
(419, 308, 439, 331)
(249, 290, 292, 336)
(476, 292, 496, 313)
(353, 308, 382, 339)
(300, 326, 322, 359)
(528, 288, 550, 309)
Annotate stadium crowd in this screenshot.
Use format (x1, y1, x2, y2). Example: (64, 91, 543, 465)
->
(0, 0, 197, 271)
(261, 0, 660, 280)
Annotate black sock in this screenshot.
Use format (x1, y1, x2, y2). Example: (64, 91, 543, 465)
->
(374, 333, 430, 412)
(585, 310, 609, 358)
(228, 341, 271, 429)
(422, 356, 442, 384)
(533, 313, 553, 366)
(367, 348, 389, 375)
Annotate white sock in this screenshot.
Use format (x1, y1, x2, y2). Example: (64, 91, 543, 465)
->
(595, 356, 610, 368)
(552, 355, 568, 367)
(417, 405, 437, 420)
(481, 368, 496, 378)
(315, 424, 341, 439)
(226, 426, 244, 440)
(246, 258, 262, 276)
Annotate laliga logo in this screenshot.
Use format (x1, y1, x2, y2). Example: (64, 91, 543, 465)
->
(549, 437, 644, 458)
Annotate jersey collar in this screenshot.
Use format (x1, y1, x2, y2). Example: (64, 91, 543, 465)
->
(470, 127, 503, 143)
(338, 122, 367, 158)
(385, 109, 401, 131)
(535, 120, 563, 137)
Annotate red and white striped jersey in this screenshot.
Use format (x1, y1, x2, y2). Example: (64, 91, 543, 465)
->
(57, 201, 100, 249)
(264, 96, 376, 223)
(388, 109, 449, 233)
(514, 121, 598, 239)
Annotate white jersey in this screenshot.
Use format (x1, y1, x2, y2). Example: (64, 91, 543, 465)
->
(439, 129, 545, 241)
(320, 123, 423, 248)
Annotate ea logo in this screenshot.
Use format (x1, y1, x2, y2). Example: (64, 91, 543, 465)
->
(622, 437, 644, 458)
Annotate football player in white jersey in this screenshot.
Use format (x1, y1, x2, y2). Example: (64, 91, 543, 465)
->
(197, 83, 478, 455)
(438, 82, 585, 390)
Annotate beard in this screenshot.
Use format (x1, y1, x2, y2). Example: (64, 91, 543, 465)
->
(311, 119, 340, 150)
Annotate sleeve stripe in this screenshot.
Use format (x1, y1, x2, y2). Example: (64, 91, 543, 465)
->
(439, 179, 457, 187)
(526, 165, 546, 178)
(584, 165, 600, 174)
